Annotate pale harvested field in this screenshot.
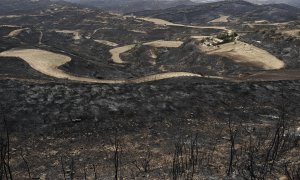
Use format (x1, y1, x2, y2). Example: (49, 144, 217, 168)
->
(138, 17, 175, 26)
(109, 45, 136, 64)
(94, 40, 119, 47)
(0, 49, 230, 84)
(0, 49, 72, 79)
(209, 15, 229, 23)
(199, 41, 285, 70)
(110, 40, 183, 64)
(138, 17, 226, 30)
(1, 48, 297, 83)
(143, 40, 183, 48)
(0, 48, 124, 83)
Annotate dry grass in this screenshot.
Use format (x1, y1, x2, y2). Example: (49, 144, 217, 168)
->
(0, 49, 71, 78)
(137, 17, 174, 26)
(94, 40, 119, 47)
(0, 48, 125, 83)
(138, 17, 227, 30)
(109, 45, 136, 64)
(209, 15, 229, 23)
(199, 41, 285, 70)
(143, 40, 183, 48)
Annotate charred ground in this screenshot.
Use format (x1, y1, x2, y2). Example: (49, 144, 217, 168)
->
(0, 0, 299, 179)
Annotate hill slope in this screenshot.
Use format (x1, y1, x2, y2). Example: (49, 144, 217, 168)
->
(0, 0, 52, 15)
(247, 0, 300, 8)
(194, 0, 300, 8)
(133, 0, 300, 24)
(64, 0, 197, 13)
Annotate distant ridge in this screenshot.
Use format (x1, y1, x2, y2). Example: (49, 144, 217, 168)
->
(63, 0, 197, 13)
(193, 0, 300, 8)
(132, 0, 300, 24)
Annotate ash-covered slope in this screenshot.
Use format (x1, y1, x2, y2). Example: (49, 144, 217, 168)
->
(133, 0, 300, 24)
(0, 0, 86, 15)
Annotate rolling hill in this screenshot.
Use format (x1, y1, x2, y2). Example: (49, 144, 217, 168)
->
(194, 0, 300, 8)
(0, 0, 299, 179)
(64, 0, 197, 13)
(132, 0, 300, 24)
